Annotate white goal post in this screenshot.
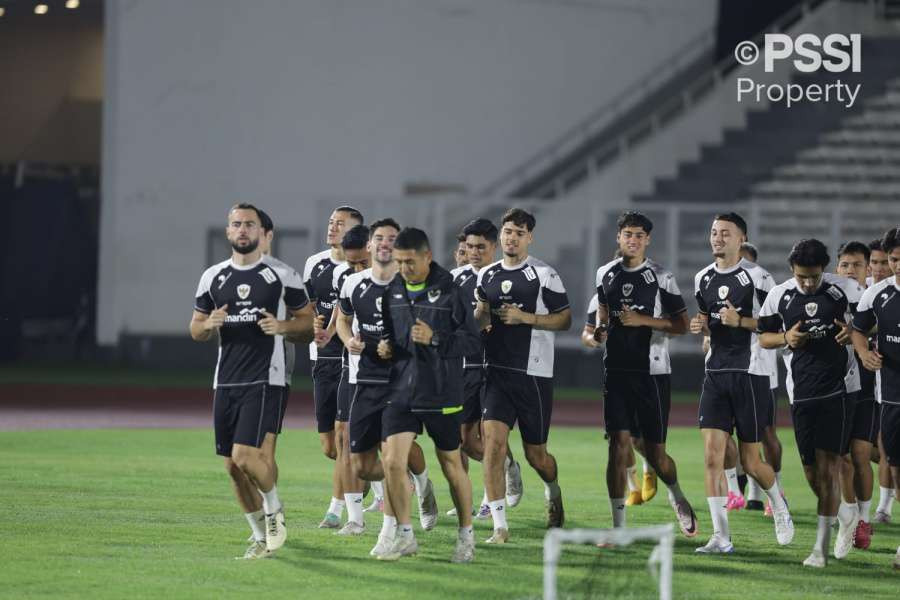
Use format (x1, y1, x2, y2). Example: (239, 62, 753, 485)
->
(543, 524, 675, 600)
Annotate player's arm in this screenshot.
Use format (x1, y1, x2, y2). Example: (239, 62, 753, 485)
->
(851, 296, 881, 369)
(190, 306, 227, 342)
(260, 303, 314, 343)
(619, 307, 688, 334)
(419, 287, 482, 357)
(719, 300, 757, 330)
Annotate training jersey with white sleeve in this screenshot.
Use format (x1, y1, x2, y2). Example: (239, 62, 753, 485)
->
(452, 263, 486, 369)
(303, 249, 345, 361)
(852, 277, 900, 405)
(339, 267, 393, 385)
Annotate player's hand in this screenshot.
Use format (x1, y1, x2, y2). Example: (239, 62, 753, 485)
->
(833, 319, 852, 346)
(377, 339, 393, 360)
(860, 348, 883, 371)
(618, 305, 646, 328)
(593, 323, 608, 344)
(347, 334, 365, 355)
(785, 320, 808, 349)
(313, 314, 332, 347)
(411, 318, 434, 345)
(497, 303, 530, 325)
(205, 304, 228, 331)
(258, 310, 282, 336)
(719, 300, 742, 328)
(689, 313, 708, 335)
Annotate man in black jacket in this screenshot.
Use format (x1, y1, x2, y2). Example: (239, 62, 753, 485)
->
(376, 227, 482, 563)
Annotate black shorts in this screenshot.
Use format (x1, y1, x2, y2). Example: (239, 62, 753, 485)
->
(603, 371, 671, 444)
(790, 394, 853, 466)
(348, 384, 391, 454)
(335, 366, 353, 423)
(767, 387, 778, 428)
(213, 383, 282, 457)
(881, 403, 900, 467)
(272, 384, 289, 434)
(482, 367, 553, 445)
(382, 405, 461, 451)
(850, 396, 880, 445)
(698, 372, 771, 443)
(313, 359, 342, 433)
(460, 368, 485, 425)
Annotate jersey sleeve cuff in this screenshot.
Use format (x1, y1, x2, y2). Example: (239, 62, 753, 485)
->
(193, 306, 211, 314)
(548, 304, 570, 314)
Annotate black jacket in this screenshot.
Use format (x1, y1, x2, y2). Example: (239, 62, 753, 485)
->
(383, 262, 482, 412)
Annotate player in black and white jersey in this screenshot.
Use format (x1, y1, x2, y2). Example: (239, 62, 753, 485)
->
(190, 204, 313, 559)
(759, 239, 863, 567)
(453, 231, 468, 268)
(302, 206, 363, 529)
(867, 237, 897, 525)
(594, 211, 698, 537)
(336, 219, 437, 554)
(835, 240, 878, 549)
(852, 227, 900, 570)
(474, 208, 572, 544)
(690, 212, 793, 554)
(450, 218, 523, 520)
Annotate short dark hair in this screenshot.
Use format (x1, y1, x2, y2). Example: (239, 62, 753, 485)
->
(713, 212, 748, 237)
(341, 224, 369, 251)
(394, 227, 431, 252)
(334, 205, 364, 225)
(368, 218, 401, 239)
(869, 238, 885, 253)
(616, 211, 653, 234)
(882, 227, 900, 255)
(788, 238, 830, 268)
(229, 203, 263, 224)
(837, 240, 871, 263)
(501, 207, 536, 232)
(740, 242, 758, 262)
(462, 218, 499, 243)
(456, 232, 466, 243)
(257, 209, 274, 233)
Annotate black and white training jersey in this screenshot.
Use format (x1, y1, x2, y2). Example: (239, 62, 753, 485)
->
(595, 258, 686, 375)
(852, 277, 900, 405)
(452, 264, 486, 370)
(194, 255, 309, 388)
(339, 267, 393, 385)
(586, 294, 599, 327)
(694, 258, 775, 376)
(331, 263, 356, 377)
(475, 256, 570, 378)
(759, 273, 863, 403)
(303, 249, 344, 361)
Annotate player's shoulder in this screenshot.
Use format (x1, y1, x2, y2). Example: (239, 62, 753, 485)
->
(860, 277, 892, 305)
(303, 249, 332, 277)
(451, 264, 475, 279)
(769, 277, 797, 299)
(332, 262, 352, 288)
(262, 254, 301, 281)
(477, 259, 504, 282)
(526, 255, 561, 280)
(346, 267, 372, 289)
(197, 258, 232, 287)
(694, 262, 717, 288)
(740, 258, 773, 284)
(823, 272, 864, 298)
(646, 258, 675, 281)
(587, 293, 599, 313)
(595, 258, 622, 282)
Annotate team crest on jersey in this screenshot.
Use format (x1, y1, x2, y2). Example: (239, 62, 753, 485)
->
(375, 297, 382, 312)
(428, 289, 441, 303)
(718, 285, 729, 300)
(622, 283, 633, 297)
(501, 280, 513, 294)
(237, 284, 251, 300)
(805, 302, 818, 317)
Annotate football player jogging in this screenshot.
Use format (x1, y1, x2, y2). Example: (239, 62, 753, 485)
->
(759, 239, 863, 567)
(451, 218, 524, 518)
(190, 204, 314, 559)
(594, 211, 698, 536)
(851, 227, 900, 570)
(475, 208, 572, 544)
(302, 206, 363, 528)
(690, 212, 794, 554)
(375, 227, 482, 562)
(835, 241, 878, 549)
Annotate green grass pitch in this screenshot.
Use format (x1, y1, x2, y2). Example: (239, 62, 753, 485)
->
(1, 427, 897, 599)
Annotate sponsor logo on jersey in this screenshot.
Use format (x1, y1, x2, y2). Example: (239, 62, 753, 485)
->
(887, 334, 900, 344)
(805, 302, 818, 317)
(260, 267, 277, 284)
(428, 289, 441, 303)
(622, 283, 633, 297)
(501, 280, 512, 294)
(718, 285, 729, 300)
(237, 284, 251, 300)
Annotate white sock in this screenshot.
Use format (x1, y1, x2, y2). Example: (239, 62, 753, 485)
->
(380, 515, 397, 538)
(245, 510, 266, 542)
(481, 490, 489, 506)
(488, 499, 508, 530)
(666, 481, 686, 503)
(459, 525, 474, 538)
(707, 496, 730, 540)
(838, 501, 858, 526)
(774, 470, 783, 489)
(327, 496, 345, 517)
(345, 492, 363, 525)
(410, 468, 429, 498)
(610, 497, 626, 528)
(735, 462, 745, 477)
(747, 476, 764, 502)
(724, 468, 740, 495)
(504, 454, 512, 471)
(544, 479, 561, 501)
(814, 515, 835, 555)
(398, 522, 414, 538)
(878, 486, 895, 514)
(859, 499, 872, 523)
(764, 483, 787, 513)
(372, 480, 384, 499)
(261, 486, 282, 515)
(626, 467, 639, 493)
(642, 459, 649, 474)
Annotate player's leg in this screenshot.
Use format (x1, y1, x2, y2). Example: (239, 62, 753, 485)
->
(313, 361, 343, 527)
(380, 426, 418, 561)
(481, 368, 517, 542)
(604, 371, 635, 525)
(806, 447, 841, 567)
(760, 387, 784, 511)
(723, 435, 745, 511)
(813, 394, 855, 566)
(876, 424, 896, 524)
(407, 439, 438, 531)
(624, 436, 643, 507)
(696, 373, 734, 553)
(848, 396, 877, 548)
(516, 374, 562, 529)
(632, 436, 657, 503)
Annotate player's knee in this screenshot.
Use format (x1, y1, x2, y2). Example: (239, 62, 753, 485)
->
(523, 445, 546, 468)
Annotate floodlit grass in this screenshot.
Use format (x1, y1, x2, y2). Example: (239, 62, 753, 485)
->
(1, 427, 898, 599)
